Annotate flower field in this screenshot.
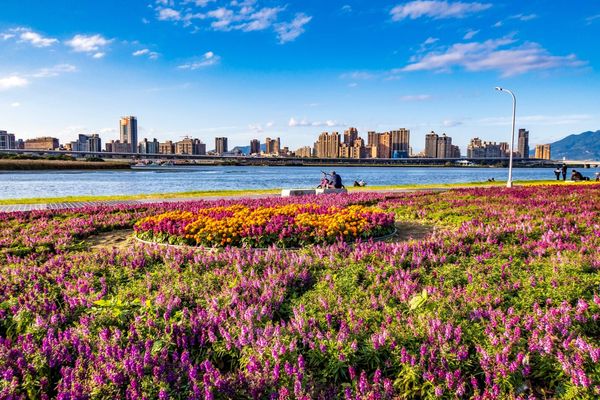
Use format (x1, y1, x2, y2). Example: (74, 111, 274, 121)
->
(134, 203, 395, 248)
(1, 185, 600, 399)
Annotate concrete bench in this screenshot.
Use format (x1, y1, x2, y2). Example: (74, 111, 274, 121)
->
(281, 189, 317, 197)
(316, 188, 348, 195)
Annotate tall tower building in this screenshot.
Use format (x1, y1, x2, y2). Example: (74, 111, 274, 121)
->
(215, 137, 228, 155)
(250, 139, 260, 155)
(390, 128, 410, 158)
(436, 133, 452, 158)
(425, 132, 439, 158)
(120, 116, 138, 153)
(314, 132, 340, 158)
(343, 127, 358, 145)
(518, 129, 529, 159)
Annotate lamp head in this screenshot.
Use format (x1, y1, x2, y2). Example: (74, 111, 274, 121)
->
(495, 86, 503, 91)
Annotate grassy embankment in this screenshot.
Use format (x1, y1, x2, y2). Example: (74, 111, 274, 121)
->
(0, 179, 598, 205)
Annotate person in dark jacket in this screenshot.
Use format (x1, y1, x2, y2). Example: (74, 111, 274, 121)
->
(571, 170, 588, 181)
(329, 171, 343, 189)
(561, 164, 568, 181)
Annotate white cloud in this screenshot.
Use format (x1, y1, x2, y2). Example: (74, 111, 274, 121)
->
(401, 94, 432, 101)
(32, 64, 77, 78)
(240, 7, 283, 31)
(399, 37, 585, 77)
(158, 8, 182, 21)
(178, 51, 220, 69)
(586, 14, 600, 24)
(288, 117, 340, 128)
(390, 1, 491, 21)
(463, 29, 479, 40)
(17, 29, 58, 47)
(509, 13, 537, 22)
(66, 34, 111, 56)
(0, 76, 29, 91)
(11, 102, 21, 107)
(275, 13, 312, 43)
(341, 5, 352, 13)
(133, 49, 160, 59)
(443, 119, 462, 127)
(155, 1, 311, 43)
(339, 71, 376, 80)
(248, 121, 274, 133)
(423, 36, 439, 45)
(1, 33, 15, 40)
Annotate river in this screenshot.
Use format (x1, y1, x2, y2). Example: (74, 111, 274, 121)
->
(0, 166, 577, 199)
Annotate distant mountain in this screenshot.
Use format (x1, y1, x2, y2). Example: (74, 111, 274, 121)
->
(534, 130, 600, 161)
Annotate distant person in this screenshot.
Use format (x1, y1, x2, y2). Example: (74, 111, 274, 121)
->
(330, 171, 343, 189)
(353, 179, 366, 187)
(561, 164, 568, 181)
(571, 170, 589, 181)
(596, 172, 600, 182)
(554, 168, 561, 180)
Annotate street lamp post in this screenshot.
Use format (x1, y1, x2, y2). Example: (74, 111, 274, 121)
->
(495, 87, 516, 188)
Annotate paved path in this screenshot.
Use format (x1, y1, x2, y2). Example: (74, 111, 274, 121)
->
(0, 189, 448, 213)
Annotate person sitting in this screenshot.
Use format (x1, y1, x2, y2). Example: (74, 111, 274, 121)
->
(571, 170, 589, 181)
(329, 171, 343, 189)
(353, 179, 366, 187)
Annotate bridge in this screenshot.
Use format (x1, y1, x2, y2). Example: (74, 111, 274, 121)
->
(0, 149, 597, 167)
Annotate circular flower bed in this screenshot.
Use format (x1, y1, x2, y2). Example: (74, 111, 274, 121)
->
(134, 203, 395, 248)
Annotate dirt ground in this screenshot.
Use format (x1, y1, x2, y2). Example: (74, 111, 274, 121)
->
(392, 222, 435, 242)
(85, 222, 434, 252)
(86, 229, 135, 251)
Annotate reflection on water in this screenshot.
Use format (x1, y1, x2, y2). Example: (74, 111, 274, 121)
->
(0, 166, 563, 199)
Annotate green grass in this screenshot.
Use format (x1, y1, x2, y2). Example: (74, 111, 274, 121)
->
(1, 179, 597, 205)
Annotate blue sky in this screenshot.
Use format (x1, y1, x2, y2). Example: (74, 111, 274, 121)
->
(1, 0, 599, 152)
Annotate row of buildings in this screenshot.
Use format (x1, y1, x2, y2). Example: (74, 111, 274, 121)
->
(1, 117, 552, 160)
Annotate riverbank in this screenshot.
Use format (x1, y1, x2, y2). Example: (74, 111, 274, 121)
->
(0, 159, 130, 170)
(0, 179, 596, 205)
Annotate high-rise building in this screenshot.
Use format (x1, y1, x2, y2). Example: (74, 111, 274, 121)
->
(215, 137, 228, 155)
(250, 139, 261, 155)
(436, 134, 453, 158)
(159, 140, 175, 154)
(314, 132, 340, 158)
(176, 138, 206, 155)
(535, 144, 552, 160)
(0, 131, 16, 150)
(390, 129, 410, 158)
(120, 116, 138, 153)
(139, 138, 160, 154)
(425, 132, 439, 158)
(343, 127, 358, 145)
(467, 138, 509, 158)
(88, 134, 102, 152)
(264, 137, 281, 155)
(518, 129, 529, 159)
(450, 145, 461, 159)
(24, 137, 59, 150)
(424, 132, 457, 158)
(70, 134, 102, 153)
(377, 132, 392, 158)
(295, 146, 313, 158)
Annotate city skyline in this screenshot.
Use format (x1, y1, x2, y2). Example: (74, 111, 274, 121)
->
(1, 1, 599, 151)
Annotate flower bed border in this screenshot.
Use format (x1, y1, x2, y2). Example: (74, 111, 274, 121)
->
(133, 225, 399, 251)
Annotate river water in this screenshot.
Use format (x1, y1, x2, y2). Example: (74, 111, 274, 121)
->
(0, 166, 574, 199)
